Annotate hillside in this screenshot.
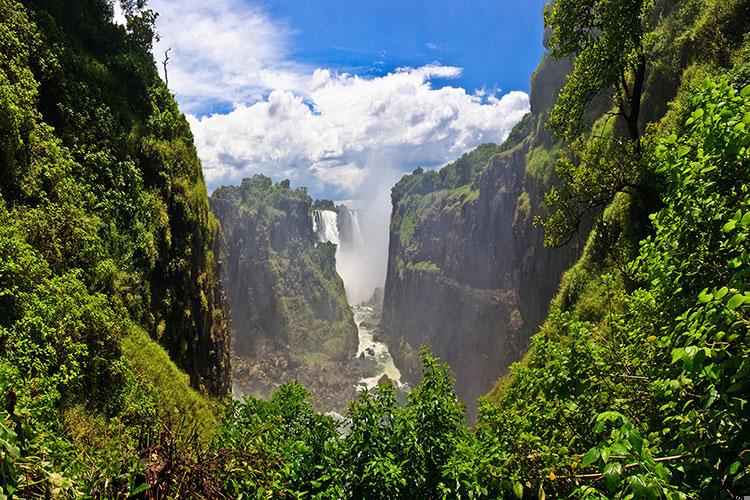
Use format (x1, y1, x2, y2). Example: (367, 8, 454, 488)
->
(0, 0, 228, 495)
(382, 0, 750, 423)
(382, 48, 578, 421)
(0, 0, 747, 497)
(211, 175, 358, 411)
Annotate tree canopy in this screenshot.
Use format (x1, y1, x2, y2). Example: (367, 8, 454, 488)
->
(545, 0, 655, 142)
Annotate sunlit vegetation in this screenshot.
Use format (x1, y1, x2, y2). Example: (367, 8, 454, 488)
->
(0, 0, 748, 497)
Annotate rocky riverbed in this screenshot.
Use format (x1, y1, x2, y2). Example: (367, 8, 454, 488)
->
(233, 293, 407, 414)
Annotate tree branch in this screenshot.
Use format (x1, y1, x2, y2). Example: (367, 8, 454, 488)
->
(554, 455, 685, 480)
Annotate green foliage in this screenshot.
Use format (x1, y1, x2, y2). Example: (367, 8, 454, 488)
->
(545, 0, 653, 141)
(541, 0, 750, 248)
(486, 75, 750, 498)
(213, 175, 356, 366)
(0, 0, 227, 494)
(206, 347, 476, 498)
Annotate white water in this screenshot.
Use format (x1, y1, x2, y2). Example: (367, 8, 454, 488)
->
(352, 304, 403, 390)
(314, 210, 340, 245)
(313, 209, 403, 390)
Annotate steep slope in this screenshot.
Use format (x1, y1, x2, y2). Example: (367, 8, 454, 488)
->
(0, 0, 228, 494)
(382, 0, 738, 420)
(382, 49, 578, 420)
(211, 176, 358, 410)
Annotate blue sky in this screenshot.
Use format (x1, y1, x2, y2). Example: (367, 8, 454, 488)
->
(263, 0, 546, 97)
(135, 0, 548, 294)
(147, 0, 546, 199)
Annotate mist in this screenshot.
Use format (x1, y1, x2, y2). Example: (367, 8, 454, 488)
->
(334, 163, 401, 305)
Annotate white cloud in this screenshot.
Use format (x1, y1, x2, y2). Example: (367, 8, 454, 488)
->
(151, 0, 306, 113)
(150, 0, 530, 199)
(112, 1, 126, 26)
(188, 71, 529, 197)
(148, 0, 530, 298)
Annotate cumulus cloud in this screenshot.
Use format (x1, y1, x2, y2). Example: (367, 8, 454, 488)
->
(151, 0, 306, 113)
(147, 0, 530, 299)
(188, 70, 529, 197)
(150, 0, 530, 198)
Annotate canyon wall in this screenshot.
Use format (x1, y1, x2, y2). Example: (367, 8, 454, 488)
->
(211, 176, 358, 408)
(382, 51, 581, 420)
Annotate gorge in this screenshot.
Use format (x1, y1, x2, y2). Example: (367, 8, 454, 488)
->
(2, 0, 748, 496)
(212, 178, 405, 412)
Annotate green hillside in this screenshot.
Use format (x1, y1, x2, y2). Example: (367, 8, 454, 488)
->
(0, 0, 747, 497)
(0, 0, 228, 495)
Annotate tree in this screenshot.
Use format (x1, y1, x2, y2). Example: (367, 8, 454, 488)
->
(545, 0, 655, 143)
(540, 0, 658, 247)
(119, 0, 159, 51)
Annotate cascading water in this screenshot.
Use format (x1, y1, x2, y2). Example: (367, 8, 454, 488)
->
(313, 207, 403, 390)
(313, 210, 340, 246)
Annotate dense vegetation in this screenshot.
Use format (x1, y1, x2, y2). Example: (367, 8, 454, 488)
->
(196, 68, 748, 500)
(210, 175, 357, 396)
(0, 0, 228, 495)
(211, 175, 356, 365)
(0, 0, 748, 497)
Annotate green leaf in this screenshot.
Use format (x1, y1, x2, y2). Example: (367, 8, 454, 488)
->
(742, 211, 750, 227)
(628, 432, 644, 455)
(582, 447, 600, 467)
(512, 481, 523, 499)
(671, 348, 685, 364)
(741, 85, 750, 98)
(130, 482, 149, 495)
(722, 220, 737, 233)
(727, 294, 745, 310)
(728, 459, 742, 475)
(604, 462, 623, 491)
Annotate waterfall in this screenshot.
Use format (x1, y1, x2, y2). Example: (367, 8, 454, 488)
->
(348, 210, 366, 250)
(314, 210, 340, 246)
(313, 207, 371, 305)
(312, 207, 403, 390)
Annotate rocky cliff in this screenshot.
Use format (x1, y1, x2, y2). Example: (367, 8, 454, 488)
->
(382, 50, 580, 420)
(211, 176, 358, 409)
(382, 0, 721, 421)
(0, 0, 231, 398)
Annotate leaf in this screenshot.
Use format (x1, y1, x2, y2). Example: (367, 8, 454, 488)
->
(728, 459, 742, 475)
(727, 294, 745, 310)
(722, 220, 737, 233)
(742, 85, 750, 98)
(130, 482, 149, 495)
(628, 432, 644, 455)
(671, 348, 685, 364)
(581, 447, 600, 467)
(604, 462, 623, 491)
(742, 211, 750, 227)
(512, 481, 523, 499)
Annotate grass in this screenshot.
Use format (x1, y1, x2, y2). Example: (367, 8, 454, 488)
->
(122, 326, 218, 442)
(410, 260, 441, 274)
(514, 191, 531, 224)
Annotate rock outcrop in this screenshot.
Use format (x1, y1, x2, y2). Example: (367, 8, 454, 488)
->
(211, 176, 358, 408)
(382, 52, 584, 421)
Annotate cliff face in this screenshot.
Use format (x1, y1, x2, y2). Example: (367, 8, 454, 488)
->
(383, 53, 580, 420)
(0, 0, 230, 398)
(211, 176, 358, 407)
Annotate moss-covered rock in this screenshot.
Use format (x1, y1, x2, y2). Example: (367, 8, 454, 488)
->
(211, 175, 358, 407)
